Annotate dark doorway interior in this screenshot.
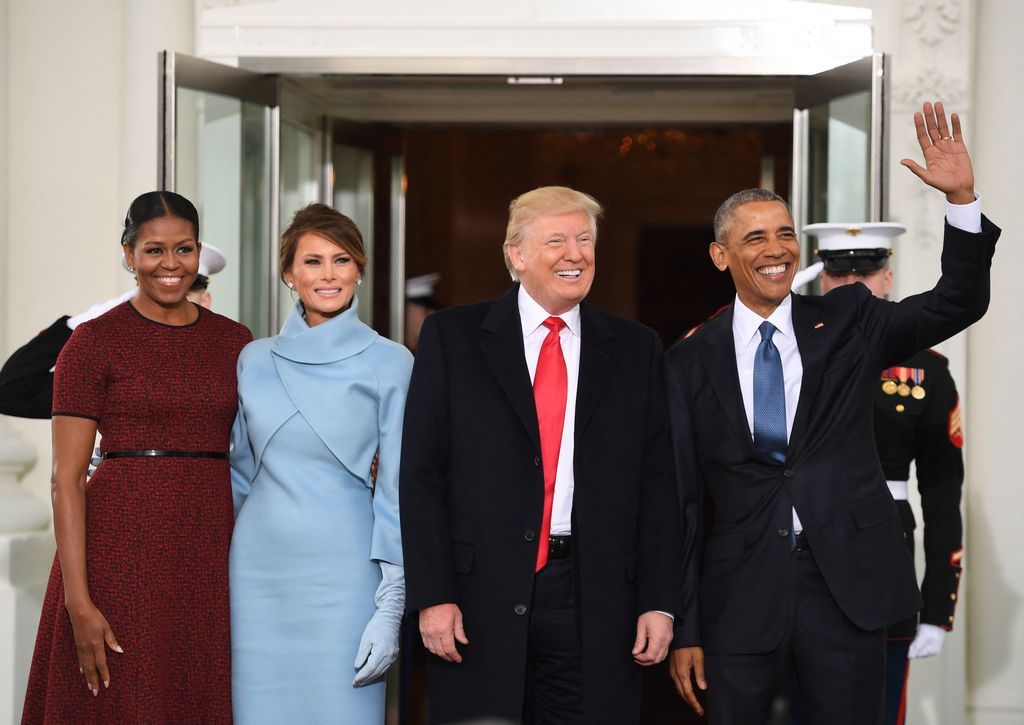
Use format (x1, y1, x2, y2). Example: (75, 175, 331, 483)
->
(402, 123, 792, 345)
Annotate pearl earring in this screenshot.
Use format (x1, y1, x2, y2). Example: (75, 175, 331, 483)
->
(286, 281, 295, 290)
(128, 266, 135, 272)
(356, 278, 363, 286)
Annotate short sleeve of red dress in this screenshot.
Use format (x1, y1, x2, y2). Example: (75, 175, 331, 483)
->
(52, 322, 108, 421)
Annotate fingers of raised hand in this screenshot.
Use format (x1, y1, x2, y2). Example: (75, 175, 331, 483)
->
(922, 101, 961, 146)
(951, 112, 963, 143)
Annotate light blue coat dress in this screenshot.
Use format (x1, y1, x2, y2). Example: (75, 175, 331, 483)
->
(229, 299, 412, 724)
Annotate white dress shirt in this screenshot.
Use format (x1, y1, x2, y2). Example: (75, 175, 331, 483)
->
(732, 293, 805, 532)
(519, 286, 580, 536)
(731, 195, 983, 533)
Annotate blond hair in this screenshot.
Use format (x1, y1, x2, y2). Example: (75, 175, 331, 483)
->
(503, 186, 603, 281)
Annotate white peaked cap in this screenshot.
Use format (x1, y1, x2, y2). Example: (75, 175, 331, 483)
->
(406, 273, 440, 299)
(803, 222, 907, 252)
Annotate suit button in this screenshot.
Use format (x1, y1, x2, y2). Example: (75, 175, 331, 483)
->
(778, 528, 790, 538)
(514, 604, 528, 616)
(524, 529, 536, 542)
(783, 470, 794, 479)
(533, 456, 540, 467)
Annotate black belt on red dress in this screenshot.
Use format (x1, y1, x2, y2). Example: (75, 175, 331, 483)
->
(101, 450, 228, 460)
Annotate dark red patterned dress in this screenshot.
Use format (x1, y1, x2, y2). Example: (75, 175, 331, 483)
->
(22, 302, 251, 724)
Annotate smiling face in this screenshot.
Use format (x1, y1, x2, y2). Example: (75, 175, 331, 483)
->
(506, 210, 596, 315)
(710, 200, 799, 318)
(123, 214, 201, 311)
(284, 231, 361, 327)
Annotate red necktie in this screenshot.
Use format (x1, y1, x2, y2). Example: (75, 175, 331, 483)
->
(533, 316, 567, 571)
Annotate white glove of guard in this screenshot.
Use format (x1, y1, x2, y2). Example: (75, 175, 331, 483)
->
(908, 623, 947, 659)
(68, 290, 136, 329)
(353, 561, 405, 686)
(790, 261, 824, 292)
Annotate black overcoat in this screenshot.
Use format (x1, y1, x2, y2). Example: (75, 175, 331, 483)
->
(400, 285, 682, 725)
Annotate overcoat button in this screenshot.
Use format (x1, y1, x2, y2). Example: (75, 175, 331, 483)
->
(533, 456, 540, 466)
(783, 470, 794, 479)
(524, 529, 536, 542)
(514, 604, 528, 616)
(778, 528, 790, 538)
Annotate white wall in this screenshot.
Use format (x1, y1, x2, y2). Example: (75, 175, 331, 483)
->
(0, 0, 7, 354)
(965, 1, 1024, 722)
(4, 0, 194, 513)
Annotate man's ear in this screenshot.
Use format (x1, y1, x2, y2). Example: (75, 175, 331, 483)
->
(709, 242, 729, 272)
(882, 268, 894, 296)
(507, 243, 526, 274)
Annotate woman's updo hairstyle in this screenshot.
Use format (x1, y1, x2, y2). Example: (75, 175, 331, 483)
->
(279, 203, 368, 284)
(121, 191, 200, 248)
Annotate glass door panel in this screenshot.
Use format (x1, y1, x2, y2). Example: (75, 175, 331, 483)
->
(791, 53, 888, 285)
(333, 144, 376, 327)
(277, 119, 324, 326)
(159, 51, 279, 338)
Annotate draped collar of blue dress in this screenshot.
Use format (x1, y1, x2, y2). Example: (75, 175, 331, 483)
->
(272, 296, 378, 364)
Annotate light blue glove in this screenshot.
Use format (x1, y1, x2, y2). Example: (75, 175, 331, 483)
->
(353, 561, 405, 686)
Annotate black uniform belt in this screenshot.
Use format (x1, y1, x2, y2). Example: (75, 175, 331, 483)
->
(101, 450, 228, 460)
(548, 535, 572, 560)
(792, 531, 810, 552)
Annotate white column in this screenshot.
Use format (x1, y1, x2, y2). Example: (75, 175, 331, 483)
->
(0, 420, 51, 725)
(965, 1, 1024, 723)
(0, 1, 55, 722)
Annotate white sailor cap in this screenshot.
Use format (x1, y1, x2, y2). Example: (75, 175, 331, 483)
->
(406, 273, 440, 302)
(804, 222, 906, 273)
(120, 242, 227, 277)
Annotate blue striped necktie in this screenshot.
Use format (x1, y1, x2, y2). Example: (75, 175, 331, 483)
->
(753, 321, 787, 462)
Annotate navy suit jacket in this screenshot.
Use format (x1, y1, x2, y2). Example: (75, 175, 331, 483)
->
(665, 217, 999, 654)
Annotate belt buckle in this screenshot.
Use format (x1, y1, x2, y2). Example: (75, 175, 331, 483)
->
(548, 535, 571, 560)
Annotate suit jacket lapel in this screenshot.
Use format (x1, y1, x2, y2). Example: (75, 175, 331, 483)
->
(575, 302, 619, 439)
(788, 293, 827, 459)
(699, 308, 757, 454)
(480, 286, 541, 454)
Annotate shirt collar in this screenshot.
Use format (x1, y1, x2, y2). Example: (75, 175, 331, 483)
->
(518, 285, 581, 339)
(732, 293, 794, 349)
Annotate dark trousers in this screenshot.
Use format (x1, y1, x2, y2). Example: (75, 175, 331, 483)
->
(883, 639, 912, 725)
(522, 555, 584, 725)
(710, 545, 886, 725)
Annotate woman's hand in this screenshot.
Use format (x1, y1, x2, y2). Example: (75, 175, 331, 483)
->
(67, 600, 123, 696)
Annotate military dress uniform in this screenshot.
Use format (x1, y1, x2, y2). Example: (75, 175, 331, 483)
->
(875, 348, 964, 725)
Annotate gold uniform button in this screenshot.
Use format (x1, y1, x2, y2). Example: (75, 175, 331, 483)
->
(949, 615, 955, 622)
(951, 593, 957, 601)
(896, 404, 906, 413)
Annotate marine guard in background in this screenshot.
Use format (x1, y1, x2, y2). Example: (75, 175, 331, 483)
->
(806, 221, 965, 725)
(0, 244, 227, 419)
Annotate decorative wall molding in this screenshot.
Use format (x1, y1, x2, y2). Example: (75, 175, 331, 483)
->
(893, 72, 968, 108)
(901, 0, 962, 47)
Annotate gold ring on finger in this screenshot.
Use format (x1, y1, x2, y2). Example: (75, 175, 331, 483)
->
(940, 136, 953, 141)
